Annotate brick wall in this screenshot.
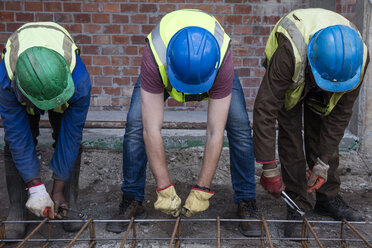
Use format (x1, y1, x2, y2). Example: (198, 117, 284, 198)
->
(0, 0, 356, 112)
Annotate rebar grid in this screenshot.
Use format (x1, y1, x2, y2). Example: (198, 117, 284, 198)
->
(1, 218, 371, 248)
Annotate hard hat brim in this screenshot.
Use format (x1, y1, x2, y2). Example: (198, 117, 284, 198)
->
(168, 65, 218, 94)
(16, 72, 75, 110)
(310, 64, 362, 93)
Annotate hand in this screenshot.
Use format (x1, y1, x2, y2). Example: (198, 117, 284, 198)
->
(154, 185, 181, 217)
(307, 158, 330, 193)
(181, 186, 215, 217)
(260, 166, 285, 198)
(26, 183, 54, 219)
(51, 191, 68, 219)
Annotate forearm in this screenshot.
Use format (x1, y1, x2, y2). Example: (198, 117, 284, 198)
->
(143, 129, 170, 188)
(198, 131, 224, 188)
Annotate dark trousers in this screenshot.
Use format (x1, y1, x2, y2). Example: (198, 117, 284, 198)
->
(278, 103, 340, 211)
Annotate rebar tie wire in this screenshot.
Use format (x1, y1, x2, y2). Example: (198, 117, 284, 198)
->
(1, 218, 371, 248)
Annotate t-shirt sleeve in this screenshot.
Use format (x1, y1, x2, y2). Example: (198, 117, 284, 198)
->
(140, 42, 164, 94)
(208, 49, 234, 99)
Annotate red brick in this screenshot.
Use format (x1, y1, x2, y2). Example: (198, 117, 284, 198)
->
(25, 2, 43, 11)
(141, 25, 154, 34)
(234, 4, 252, 14)
(114, 77, 131, 86)
(82, 45, 100, 55)
(179, 4, 213, 13)
(131, 35, 146, 45)
(44, 2, 62, 12)
(232, 47, 250, 57)
(139, 4, 157, 12)
(243, 16, 261, 24)
(16, 13, 34, 22)
(64, 3, 81, 12)
(234, 26, 252, 35)
(0, 23, 5, 32)
(252, 26, 271, 35)
(103, 3, 120, 12)
(112, 14, 129, 24)
(226, 0, 245, 3)
(84, 24, 102, 33)
(35, 13, 53, 22)
(251, 47, 265, 56)
(7, 23, 23, 33)
(111, 56, 130, 66)
(112, 97, 130, 107)
(6, 2, 22, 10)
(123, 24, 140, 34)
(55, 13, 73, 23)
(225, 15, 242, 25)
(0, 34, 9, 45)
(232, 57, 242, 67)
(240, 77, 261, 87)
(149, 15, 162, 24)
(120, 3, 138, 12)
(0, 12, 14, 22)
(215, 5, 233, 14)
(131, 57, 142, 66)
(123, 66, 139, 75)
(93, 35, 110, 44)
(112, 35, 130, 44)
(80, 55, 92, 66)
(102, 46, 120, 55)
(83, 3, 99, 12)
(159, 4, 177, 12)
(131, 14, 147, 24)
(214, 15, 223, 25)
(236, 68, 251, 77)
(103, 67, 122, 77)
(121, 86, 134, 97)
(91, 96, 111, 106)
(244, 36, 261, 45)
(251, 68, 265, 77)
(103, 25, 121, 34)
(124, 46, 138, 55)
(262, 16, 280, 25)
(94, 77, 113, 86)
(75, 14, 91, 23)
(104, 87, 121, 96)
(64, 24, 82, 34)
(91, 86, 103, 95)
(93, 56, 110, 65)
(87, 66, 102, 76)
(243, 58, 260, 67)
(74, 35, 92, 44)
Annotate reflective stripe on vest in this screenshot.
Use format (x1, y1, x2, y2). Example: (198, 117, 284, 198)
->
(264, 8, 368, 115)
(147, 9, 231, 102)
(3, 22, 78, 80)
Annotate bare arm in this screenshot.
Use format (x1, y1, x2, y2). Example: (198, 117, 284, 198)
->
(141, 88, 170, 189)
(197, 94, 231, 188)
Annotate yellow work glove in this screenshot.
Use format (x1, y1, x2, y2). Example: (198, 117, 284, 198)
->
(181, 186, 215, 217)
(154, 185, 181, 217)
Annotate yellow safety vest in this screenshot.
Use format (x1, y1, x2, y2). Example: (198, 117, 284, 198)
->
(147, 9, 231, 102)
(264, 8, 368, 116)
(2, 22, 78, 114)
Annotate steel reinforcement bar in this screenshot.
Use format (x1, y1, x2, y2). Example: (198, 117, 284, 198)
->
(1, 218, 371, 248)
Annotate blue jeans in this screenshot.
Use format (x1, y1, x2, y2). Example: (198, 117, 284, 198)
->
(121, 71, 256, 204)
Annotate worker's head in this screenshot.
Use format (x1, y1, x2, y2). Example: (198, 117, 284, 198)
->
(167, 26, 220, 94)
(14, 47, 75, 110)
(307, 25, 364, 92)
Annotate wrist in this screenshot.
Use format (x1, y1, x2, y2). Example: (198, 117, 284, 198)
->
(193, 184, 211, 192)
(26, 178, 42, 188)
(262, 166, 281, 178)
(263, 162, 277, 170)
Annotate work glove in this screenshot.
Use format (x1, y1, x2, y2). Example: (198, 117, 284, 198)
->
(154, 185, 181, 217)
(181, 186, 215, 217)
(260, 166, 285, 198)
(26, 183, 54, 219)
(307, 158, 330, 193)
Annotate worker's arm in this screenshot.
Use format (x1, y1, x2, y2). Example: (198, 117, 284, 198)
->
(197, 94, 231, 187)
(253, 35, 294, 197)
(49, 55, 91, 182)
(0, 60, 40, 183)
(141, 87, 170, 188)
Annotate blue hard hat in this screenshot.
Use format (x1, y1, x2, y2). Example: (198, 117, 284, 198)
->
(307, 25, 364, 92)
(167, 26, 220, 94)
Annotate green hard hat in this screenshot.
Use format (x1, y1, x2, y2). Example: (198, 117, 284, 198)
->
(15, 47, 75, 110)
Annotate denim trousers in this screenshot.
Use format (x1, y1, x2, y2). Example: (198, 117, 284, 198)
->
(121, 71, 256, 204)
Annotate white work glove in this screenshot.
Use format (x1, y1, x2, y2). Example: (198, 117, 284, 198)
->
(26, 184, 55, 219)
